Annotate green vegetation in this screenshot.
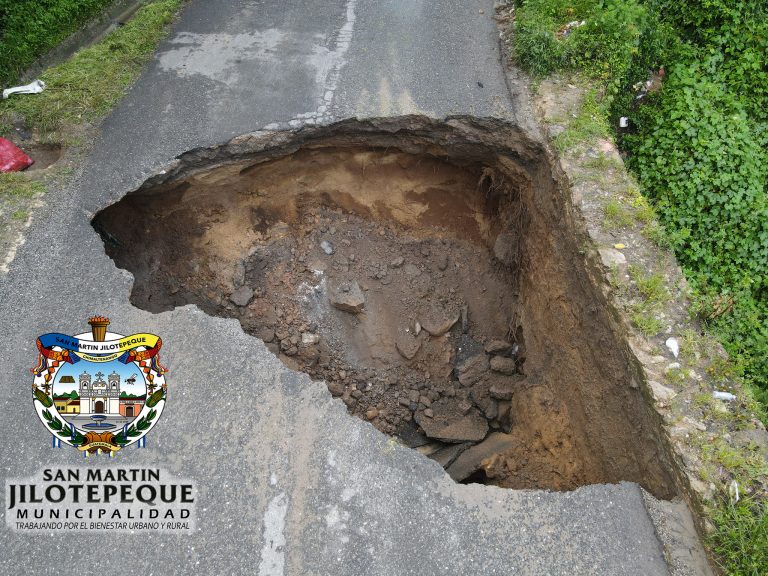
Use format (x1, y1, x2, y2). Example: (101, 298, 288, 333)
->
(0, 0, 182, 135)
(511, 0, 768, 409)
(710, 497, 768, 576)
(602, 198, 634, 229)
(553, 89, 610, 152)
(0, 172, 44, 198)
(626, 265, 668, 336)
(509, 1, 767, 572)
(0, 0, 181, 241)
(54, 390, 78, 400)
(0, 0, 114, 85)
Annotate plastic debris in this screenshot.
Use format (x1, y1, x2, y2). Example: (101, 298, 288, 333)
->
(713, 391, 736, 402)
(728, 479, 740, 503)
(0, 137, 34, 172)
(619, 117, 629, 128)
(320, 240, 334, 255)
(557, 20, 585, 38)
(634, 68, 665, 101)
(2, 79, 46, 99)
(665, 337, 679, 358)
(613, 243, 626, 249)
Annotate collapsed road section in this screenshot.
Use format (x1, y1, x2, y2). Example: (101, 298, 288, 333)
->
(93, 116, 679, 498)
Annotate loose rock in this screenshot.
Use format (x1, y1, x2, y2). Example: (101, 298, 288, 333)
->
(301, 332, 320, 345)
(484, 340, 517, 357)
(457, 353, 489, 386)
(257, 328, 275, 343)
(421, 309, 460, 337)
(489, 381, 515, 400)
(415, 399, 489, 443)
(648, 380, 677, 403)
(490, 356, 516, 375)
(445, 432, 516, 481)
(329, 280, 365, 313)
(395, 329, 422, 360)
(230, 286, 254, 307)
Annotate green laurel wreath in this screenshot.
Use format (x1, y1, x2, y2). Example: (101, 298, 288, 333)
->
(34, 383, 165, 448)
(113, 408, 159, 445)
(41, 409, 86, 445)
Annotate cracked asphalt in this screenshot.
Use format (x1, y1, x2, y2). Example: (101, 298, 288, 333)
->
(0, 1, 677, 574)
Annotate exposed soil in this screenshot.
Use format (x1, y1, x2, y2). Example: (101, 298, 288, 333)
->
(23, 143, 63, 171)
(93, 117, 680, 498)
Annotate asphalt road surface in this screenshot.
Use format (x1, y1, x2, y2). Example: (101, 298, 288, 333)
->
(0, 1, 680, 574)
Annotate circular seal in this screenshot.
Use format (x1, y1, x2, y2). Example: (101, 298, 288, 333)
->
(31, 317, 167, 455)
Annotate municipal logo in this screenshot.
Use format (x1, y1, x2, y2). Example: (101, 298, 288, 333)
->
(31, 316, 168, 456)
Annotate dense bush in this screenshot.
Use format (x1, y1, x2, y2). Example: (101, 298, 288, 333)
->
(0, 0, 114, 85)
(512, 0, 648, 84)
(626, 65, 767, 289)
(512, 0, 768, 404)
(626, 63, 768, 395)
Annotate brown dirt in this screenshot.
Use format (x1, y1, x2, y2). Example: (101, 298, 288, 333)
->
(93, 117, 680, 498)
(22, 143, 63, 171)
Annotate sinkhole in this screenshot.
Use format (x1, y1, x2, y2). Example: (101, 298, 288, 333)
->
(93, 117, 679, 498)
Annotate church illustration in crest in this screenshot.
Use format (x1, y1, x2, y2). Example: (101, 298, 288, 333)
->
(79, 370, 121, 415)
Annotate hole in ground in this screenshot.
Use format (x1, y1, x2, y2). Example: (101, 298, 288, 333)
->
(93, 117, 678, 498)
(22, 143, 63, 171)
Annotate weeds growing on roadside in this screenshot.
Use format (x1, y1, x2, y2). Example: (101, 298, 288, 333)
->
(0, 0, 182, 136)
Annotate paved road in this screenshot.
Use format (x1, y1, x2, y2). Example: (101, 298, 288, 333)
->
(0, 1, 672, 574)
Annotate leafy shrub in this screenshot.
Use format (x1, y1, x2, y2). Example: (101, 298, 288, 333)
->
(567, 0, 646, 87)
(626, 63, 768, 291)
(513, 15, 566, 76)
(0, 0, 114, 85)
(512, 0, 649, 86)
(626, 63, 768, 393)
(647, 0, 768, 122)
(706, 290, 768, 407)
(512, 0, 768, 401)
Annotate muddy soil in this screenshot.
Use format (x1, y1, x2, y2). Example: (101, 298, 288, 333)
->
(93, 117, 680, 497)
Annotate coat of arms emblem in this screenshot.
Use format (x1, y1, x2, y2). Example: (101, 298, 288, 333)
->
(31, 316, 168, 456)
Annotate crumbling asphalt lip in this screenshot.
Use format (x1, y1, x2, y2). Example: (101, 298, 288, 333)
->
(96, 115, 545, 199)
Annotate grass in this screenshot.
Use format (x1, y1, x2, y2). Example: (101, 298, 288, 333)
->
(630, 265, 669, 304)
(629, 307, 663, 337)
(553, 89, 611, 153)
(0, 0, 182, 259)
(0, 0, 115, 85)
(702, 434, 768, 575)
(710, 497, 768, 576)
(583, 152, 624, 171)
(603, 198, 635, 229)
(0, 173, 45, 199)
(626, 265, 670, 336)
(0, 0, 182, 136)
